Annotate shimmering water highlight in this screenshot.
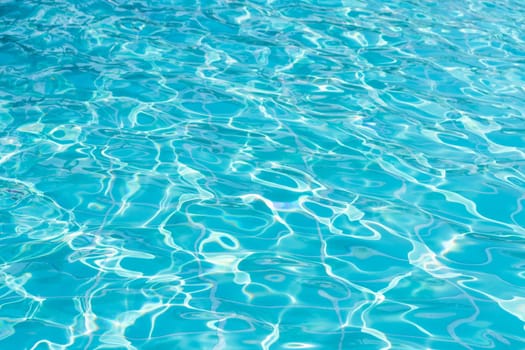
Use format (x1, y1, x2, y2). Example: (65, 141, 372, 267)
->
(1, 0, 525, 349)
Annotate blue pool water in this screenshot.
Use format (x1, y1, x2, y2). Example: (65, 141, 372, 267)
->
(1, 0, 525, 348)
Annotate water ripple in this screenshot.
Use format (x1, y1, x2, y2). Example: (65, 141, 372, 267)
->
(1, 0, 525, 349)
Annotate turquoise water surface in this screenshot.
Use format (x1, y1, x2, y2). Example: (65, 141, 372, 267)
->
(1, 0, 525, 349)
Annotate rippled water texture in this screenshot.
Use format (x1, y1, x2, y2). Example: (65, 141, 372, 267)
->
(1, 0, 525, 349)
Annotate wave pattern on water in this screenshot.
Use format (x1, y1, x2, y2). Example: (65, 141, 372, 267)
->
(1, 0, 525, 349)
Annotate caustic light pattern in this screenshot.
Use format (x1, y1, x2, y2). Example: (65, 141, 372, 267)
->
(1, 0, 525, 349)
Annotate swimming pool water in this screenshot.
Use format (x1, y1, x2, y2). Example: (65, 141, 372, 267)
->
(1, 0, 525, 349)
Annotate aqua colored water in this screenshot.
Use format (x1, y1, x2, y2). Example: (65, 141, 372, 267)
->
(1, 0, 525, 348)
